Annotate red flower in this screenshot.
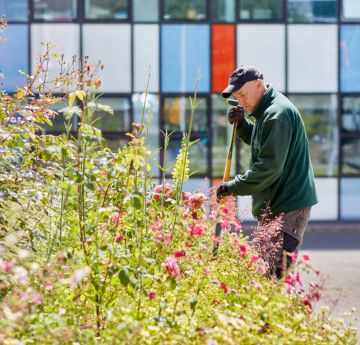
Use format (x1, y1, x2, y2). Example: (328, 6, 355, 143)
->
(220, 282, 228, 294)
(115, 232, 124, 242)
(302, 254, 310, 261)
(248, 254, 259, 267)
(162, 256, 180, 279)
(148, 292, 156, 300)
(189, 224, 204, 236)
(109, 212, 120, 228)
(239, 244, 248, 258)
(173, 249, 186, 258)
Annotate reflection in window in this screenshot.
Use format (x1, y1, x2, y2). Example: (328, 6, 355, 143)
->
(288, 95, 338, 176)
(162, 97, 207, 132)
(288, 0, 337, 22)
(341, 138, 360, 174)
(342, 0, 360, 20)
(85, 0, 128, 19)
(166, 137, 208, 176)
(45, 100, 78, 133)
(342, 97, 360, 132)
(133, 0, 158, 21)
(341, 178, 360, 220)
(239, 0, 282, 20)
(340, 25, 360, 92)
(34, 0, 77, 21)
(163, 0, 206, 20)
(212, 0, 235, 22)
(211, 95, 237, 177)
(0, 0, 28, 21)
(105, 137, 129, 151)
(93, 98, 131, 132)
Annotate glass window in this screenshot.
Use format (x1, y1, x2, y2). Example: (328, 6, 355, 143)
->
(311, 178, 338, 220)
(211, 95, 238, 178)
(134, 25, 159, 93)
(0, 0, 28, 21)
(342, 97, 360, 132)
(133, 0, 158, 21)
(31, 24, 80, 89)
(85, 0, 128, 20)
(342, 0, 360, 21)
(93, 97, 130, 132)
(183, 178, 210, 194)
(212, 0, 235, 22)
(166, 137, 209, 176)
(83, 24, 131, 93)
(0, 25, 28, 92)
(288, 95, 338, 176)
(340, 25, 360, 92)
(161, 25, 210, 93)
(163, 0, 206, 20)
(288, 25, 337, 92)
(239, 0, 282, 20)
(341, 137, 360, 175)
(162, 96, 207, 133)
(33, 0, 77, 21)
(288, 0, 337, 22)
(104, 137, 129, 151)
(212, 24, 235, 93)
(237, 24, 285, 92)
(341, 178, 360, 220)
(44, 99, 78, 133)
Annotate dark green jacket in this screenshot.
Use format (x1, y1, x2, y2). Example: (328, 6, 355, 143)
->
(227, 85, 318, 219)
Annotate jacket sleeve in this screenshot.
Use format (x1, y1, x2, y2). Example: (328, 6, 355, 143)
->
(227, 118, 292, 196)
(235, 118, 254, 145)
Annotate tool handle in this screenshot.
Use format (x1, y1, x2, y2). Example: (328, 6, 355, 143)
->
(226, 98, 239, 107)
(223, 120, 237, 182)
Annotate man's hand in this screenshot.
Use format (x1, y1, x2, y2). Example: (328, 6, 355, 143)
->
(216, 183, 231, 202)
(228, 106, 244, 127)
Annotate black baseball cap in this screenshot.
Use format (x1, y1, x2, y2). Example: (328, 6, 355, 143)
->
(221, 65, 263, 98)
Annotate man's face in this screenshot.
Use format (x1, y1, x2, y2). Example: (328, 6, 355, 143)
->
(232, 80, 262, 113)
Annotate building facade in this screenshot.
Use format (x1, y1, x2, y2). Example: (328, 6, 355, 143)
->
(1, 0, 360, 222)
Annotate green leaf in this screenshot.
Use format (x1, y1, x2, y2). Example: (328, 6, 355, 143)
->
(119, 269, 130, 287)
(188, 297, 197, 311)
(132, 195, 142, 209)
(69, 92, 76, 107)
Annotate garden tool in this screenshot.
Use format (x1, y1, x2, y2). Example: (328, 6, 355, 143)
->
(212, 99, 240, 256)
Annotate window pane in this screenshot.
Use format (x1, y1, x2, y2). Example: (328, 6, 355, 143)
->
(340, 25, 360, 92)
(237, 24, 285, 92)
(162, 97, 207, 132)
(212, 0, 235, 22)
(342, 97, 360, 132)
(93, 97, 130, 132)
(212, 24, 235, 93)
(0, 0, 28, 21)
(161, 25, 210, 93)
(133, 0, 158, 21)
(288, 0, 337, 22)
(341, 178, 360, 220)
(311, 178, 338, 220)
(83, 24, 131, 92)
(45, 99, 78, 132)
(341, 137, 360, 175)
(134, 25, 159, 92)
(166, 137, 208, 176)
(85, 0, 128, 20)
(34, 0, 77, 21)
(342, 0, 360, 20)
(0, 25, 28, 92)
(163, 0, 206, 20)
(288, 25, 337, 92)
(211, 94, 237, 178)
(183, 178, 210, 194)
(288, 95, 338, 176)
(31, 24, 80, 89)
(239, 0, 282, 20)
(104, 137, 129, 151)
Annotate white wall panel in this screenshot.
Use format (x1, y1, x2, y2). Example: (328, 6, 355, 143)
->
(288, 25, 338, 92)
(134, 24, 159, 92)
(83, 24, 131, 93)
(237, 24, 285, 92)
(310, 178, 338, 220)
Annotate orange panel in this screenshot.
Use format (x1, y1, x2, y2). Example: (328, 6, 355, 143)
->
(212, 24, 236, 93)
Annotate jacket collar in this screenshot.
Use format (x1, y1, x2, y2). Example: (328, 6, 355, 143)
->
(250, 84, 275, 120)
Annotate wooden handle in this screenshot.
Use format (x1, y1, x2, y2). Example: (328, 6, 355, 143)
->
(223, 120, 237, 182)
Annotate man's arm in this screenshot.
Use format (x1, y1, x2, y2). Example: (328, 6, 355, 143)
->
(236, 118, 254, 145)
(227, 118, 291, 195)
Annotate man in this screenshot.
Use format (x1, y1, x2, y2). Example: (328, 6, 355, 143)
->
(216, 65, 318, 278)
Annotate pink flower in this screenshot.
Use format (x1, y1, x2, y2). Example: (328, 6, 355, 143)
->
(45, 282, 54, 291)
(220, 219, 230, 230)
(285, 273, 302, 286)
(220, 282, 228, 294)
(173, 249, 186, 258)
(162, 256, 180, 279)
(32, 293, 43, 305)
(182, 192, 191, 201)
(290, 252, 298, 261)
(222, 206, 231, 217)
(110, 212, 120, 228)
(148, 292, 156, 300)
(302, 254, 310, 261)
(248, 254, 259, 267)
(151, 223, 162, 231)
(189, 224, 204, 236)
(188, 193, 206, 209)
